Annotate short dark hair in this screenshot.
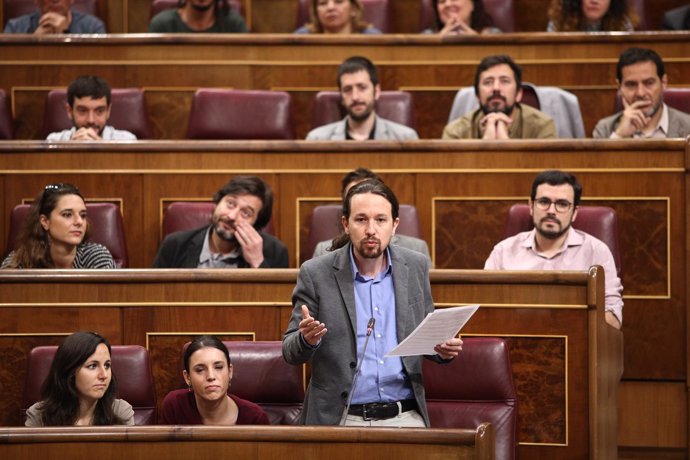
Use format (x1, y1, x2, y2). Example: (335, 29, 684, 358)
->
(212, 175, 273, 230)
(531, 170, 582, 206)
(340, 168, 380, 198)
(183, 335, 231, 373)
(473, 55, 522, 96)
(67, 76, 112, 108)
(616, 47, 665, 81)
(337, 56, 379, 89)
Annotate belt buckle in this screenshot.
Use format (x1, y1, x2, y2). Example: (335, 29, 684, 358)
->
(362, 404, 373, 421)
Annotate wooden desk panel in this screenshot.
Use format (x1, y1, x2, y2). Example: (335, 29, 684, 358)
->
(0, 269, 615, 459)
(0, 425, 494, 460)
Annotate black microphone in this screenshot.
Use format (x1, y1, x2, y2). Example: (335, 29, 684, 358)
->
(340, 317, 375, 426)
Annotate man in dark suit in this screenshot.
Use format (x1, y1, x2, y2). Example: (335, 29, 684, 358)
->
(153, 175, 288, 268)
(283, 179, 462, 426)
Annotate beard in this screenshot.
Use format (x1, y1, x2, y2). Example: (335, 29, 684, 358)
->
(213, 218, 236, 242)
(75, 122, 105, 136)
(346, 101, 375, 122)
(190, 0, 215, 12)
(534, 216, 571, 240)
(480, 92, 515, 117)
(638, 97, 663, 118)
(355, 237, 384, 259)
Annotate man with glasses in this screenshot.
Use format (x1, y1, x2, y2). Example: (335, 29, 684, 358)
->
(484, 170, 623, 329)
(153, 175, 288, 268)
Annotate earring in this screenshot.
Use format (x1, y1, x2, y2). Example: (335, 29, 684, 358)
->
(187, 383, 192, 392)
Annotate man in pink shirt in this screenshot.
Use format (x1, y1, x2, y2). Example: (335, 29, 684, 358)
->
(484, 170, 623, 329)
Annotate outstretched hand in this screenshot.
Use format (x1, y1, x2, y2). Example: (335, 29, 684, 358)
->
(299, 305, 327, 346)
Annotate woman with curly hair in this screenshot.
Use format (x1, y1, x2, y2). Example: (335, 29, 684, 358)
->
(424, 0, 500, 35)
(294, 0, 381, 34)
(1, 183, 114, 269)
(25, 332, 134, 426)
(547, 0, 638, 31)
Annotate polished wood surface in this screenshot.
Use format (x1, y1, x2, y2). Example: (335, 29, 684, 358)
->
(0, 424, 495, 460)
(2, 33, 690, 139)
(0, 269, 616, 459)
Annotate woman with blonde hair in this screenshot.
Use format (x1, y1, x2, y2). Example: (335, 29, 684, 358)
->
(294, 0, 381, 34)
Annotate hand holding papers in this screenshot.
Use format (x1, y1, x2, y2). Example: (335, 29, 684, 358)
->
(386, 305, 480, 357)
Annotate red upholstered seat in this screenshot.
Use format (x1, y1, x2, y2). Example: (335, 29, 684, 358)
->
(295, 0, 392, 32)
(503, 203, 622, 275)
(186, 89, 294, 140)
(3, 0, 100, 26)
(149, 0, 244, 20)
(418, 0, 515, 32)
(311, 91, 416, 131)
(423, 337, 517, 460)
(41, 88, 152, 139)
(6, 202, 129, 268)
(161, 201, 274, 239)
(303, 203, 421, 262)
(614, 88, 690, 115)
(180, 341, 305, 425)
(0, 89, 13, 139)
(22, 345, 157, 425)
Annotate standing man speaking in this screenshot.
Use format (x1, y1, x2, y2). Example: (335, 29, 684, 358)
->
(283, 180, 462, 426)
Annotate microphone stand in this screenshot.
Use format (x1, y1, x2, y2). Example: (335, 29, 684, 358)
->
(339, 317, 375, 426)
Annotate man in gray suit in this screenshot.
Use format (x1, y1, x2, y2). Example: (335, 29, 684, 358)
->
(593, 47, 690, 139)
(283, 179, 462, 426)
(306, 56, 419, 141)
(312, 168, 431, 263)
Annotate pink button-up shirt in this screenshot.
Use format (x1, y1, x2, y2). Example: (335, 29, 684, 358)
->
(484, 227, 623, 324)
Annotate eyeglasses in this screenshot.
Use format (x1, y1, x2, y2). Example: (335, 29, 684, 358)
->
(533, 197, 573, 213)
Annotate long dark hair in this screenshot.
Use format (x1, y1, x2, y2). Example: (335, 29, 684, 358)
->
(38, 331, 125, 426)
(4, 183, 90, 268)
(431, 0, 494, 32)
(330, 179, 399, 250)
(547, 0, 638, 31)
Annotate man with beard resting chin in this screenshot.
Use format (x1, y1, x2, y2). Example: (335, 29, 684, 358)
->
(442, 54, 557, 140)
(46, 76, 136, 141)
(593, 47, 690, 139)
(152, 175, 288, 269)
(148, 0, 247, 33)
(306, 56, 419, 141)
(484, 170, 623, 329)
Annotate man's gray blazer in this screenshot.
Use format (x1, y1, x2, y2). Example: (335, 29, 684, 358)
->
(593, 105, 690, 138)
(306, 115, 419, 140)
(283, 243, 445, 426)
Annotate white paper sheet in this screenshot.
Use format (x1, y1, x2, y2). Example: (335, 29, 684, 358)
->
(385, 304, 480, 357)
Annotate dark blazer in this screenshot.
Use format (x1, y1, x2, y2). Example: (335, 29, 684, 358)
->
(282, 243, 446, 426)
(152, 225, 289, 268)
